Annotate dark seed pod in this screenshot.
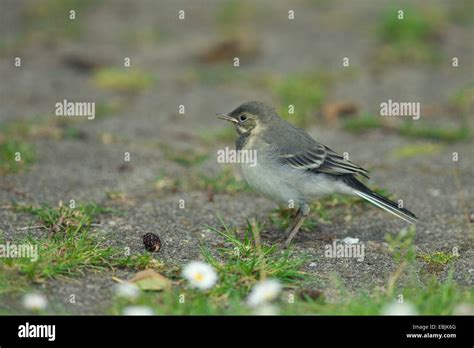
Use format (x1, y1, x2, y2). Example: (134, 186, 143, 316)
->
(143, 233, 162, 252)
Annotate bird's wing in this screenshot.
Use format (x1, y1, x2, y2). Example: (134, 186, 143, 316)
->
(319, 146, 369, 178)
(269, 125, 369, 178)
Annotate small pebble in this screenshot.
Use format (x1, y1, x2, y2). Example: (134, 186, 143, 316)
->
(428, 188, 441, 197)
(342, 237, 359, 245)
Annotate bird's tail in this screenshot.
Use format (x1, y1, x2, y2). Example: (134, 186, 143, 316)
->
(343, 175, 417, 224)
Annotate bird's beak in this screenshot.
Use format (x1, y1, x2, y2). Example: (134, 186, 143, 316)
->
(216, 113, 238, 124)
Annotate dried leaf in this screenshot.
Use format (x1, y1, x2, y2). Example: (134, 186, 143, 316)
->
(129, 269, 171, 291)
(198, 37, 259, 64)
(322, 101, 359, 123)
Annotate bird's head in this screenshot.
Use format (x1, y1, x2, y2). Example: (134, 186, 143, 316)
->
(216, 101, 277, 135)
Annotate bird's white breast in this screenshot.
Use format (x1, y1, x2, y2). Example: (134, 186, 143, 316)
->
(239, 134, 355, 207)
(240, 156, 354, 206)
(241, 160, 299, 205)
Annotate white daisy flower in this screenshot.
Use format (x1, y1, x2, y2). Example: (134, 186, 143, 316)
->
(122, 305, 154, 316)
(247, 279, 282, 307)
(182, 261, 218, 290)
(381, 301, 418, 315)
(22, 292, 48, 311)
(115, 283, 140, 300)
(253, 304, 280, 315)
(453, 303, 474, 315)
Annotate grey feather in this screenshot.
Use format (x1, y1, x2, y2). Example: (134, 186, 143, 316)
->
(261, 119, 369, 178)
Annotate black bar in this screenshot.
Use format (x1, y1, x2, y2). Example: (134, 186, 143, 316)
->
(0, 315, 472, 346)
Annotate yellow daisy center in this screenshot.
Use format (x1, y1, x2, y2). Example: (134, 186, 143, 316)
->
(193, 273, 204, 282)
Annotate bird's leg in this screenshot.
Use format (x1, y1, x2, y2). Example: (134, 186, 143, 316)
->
(283, 208, 301, 238)
(283, 204, 310, 248)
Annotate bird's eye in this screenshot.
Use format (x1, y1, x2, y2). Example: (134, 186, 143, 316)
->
(239, 114, 247, 122)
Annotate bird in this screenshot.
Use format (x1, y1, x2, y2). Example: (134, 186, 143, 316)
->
(217, 101, 417, 247)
